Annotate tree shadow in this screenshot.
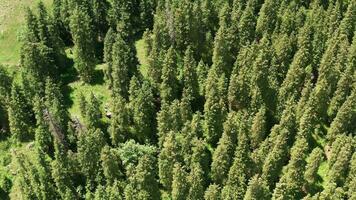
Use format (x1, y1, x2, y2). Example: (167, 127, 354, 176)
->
(91, 68, 105, 85)
(60, 57, 77, 110)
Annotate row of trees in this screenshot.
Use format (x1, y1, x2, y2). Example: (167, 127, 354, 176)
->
(0, 0, 355, 199)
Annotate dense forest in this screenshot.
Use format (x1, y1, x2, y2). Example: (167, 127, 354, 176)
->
(0, 0, 355, 199)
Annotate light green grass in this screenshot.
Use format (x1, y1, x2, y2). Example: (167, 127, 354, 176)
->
(135, 39, 149, 77)
(0, 0, 52, 66)
(67, 64, 111, 119)
(317, 160, 329, 188)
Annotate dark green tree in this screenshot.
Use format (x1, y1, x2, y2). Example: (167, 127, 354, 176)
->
(70, 5, 96, 83)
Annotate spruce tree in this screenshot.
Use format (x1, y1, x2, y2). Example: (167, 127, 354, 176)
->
(160, 47, 179, 103)
(124, 155, 160, 200)
(8, 83, 33, 143)
(211, 113, 239, 185)
(171, 163, 189, 200)
(158, 132, 179, 191)
(244, 175, 271, 200)
(70, 5, 96, 83)
(204, 184, 221, 200)
(182, 46, 199, 105)
(109, 95, 129, 146)
(111, 33, 138, 98)
(129, 78, 156, 143)
(103, 28, 116, 87)
(304, 147, 324, 185)
(272, 137, 309, 200)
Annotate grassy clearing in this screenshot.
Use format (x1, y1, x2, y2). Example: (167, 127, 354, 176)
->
(135, 38, 149, 78)
(0, 0, 52, 66)
(66, 64, 111, 120)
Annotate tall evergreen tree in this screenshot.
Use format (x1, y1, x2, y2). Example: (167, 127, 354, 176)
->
(70, 5, 96, 83)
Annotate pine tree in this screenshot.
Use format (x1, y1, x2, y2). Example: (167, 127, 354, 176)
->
(100, 146, 124, 184)
(51, 139, 77, 199)
(85, 93, 102, 129)
(211, 113, 239, 185)
(129, 78, 156, 143)
(328, 63, 354, 120)
(256, 0, 281, 36)
(111, 33, 138, 98)
(328, 135, 353, 186)
(221, 119, 251, 200)
(45, 78, 69, 135)
(33, 96, 53, 154)
(109, 95, 129, 146)
(272, 137, 309, 200)
(158, 132, 179, 191)
(70, 5, 96, 83)
(278, 23, 313, 115)
(160, 47, 179, 103)
(92, 0, 109, 40)
(187, 163, 206, 200)
(124, 155, 160, 200)
(345, 153, 356, 199)
(77, 128, 106, 187)
(328, 91, 356, 142)
(204, 184, 221, 200)
(8, 83, 33, 143)
(103, 28, 116, 87)
(250, 106, 267, 149)
(182, 46, 199, 105)
(304, 147, 324, 185)
(204, 68, 227, 146)
(243, 175, 271, 200)
(171, 163, 189, 200)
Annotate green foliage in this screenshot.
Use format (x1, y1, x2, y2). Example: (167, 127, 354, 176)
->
(1, 0, 356, 199)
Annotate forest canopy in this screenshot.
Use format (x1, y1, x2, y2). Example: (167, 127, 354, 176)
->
(0, 0, 355, 199)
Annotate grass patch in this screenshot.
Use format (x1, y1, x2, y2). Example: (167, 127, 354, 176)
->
(135, 39, 149, 78)
(66, 64, 111, 120)
(317, 160, 329, 188)
(0, 0, 52, 66)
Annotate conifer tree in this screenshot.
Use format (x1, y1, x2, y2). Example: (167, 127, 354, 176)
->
(111, 33, 138, 98)
(328, 135, 353, 186)
(211, 113, 239, 185)
(92, 0, 109, 40)
(304, 147, 324, 185)
(221, 119, 251, 200)
(272, 137, 309, 200)
(85, 93, 102, 129)
(129, 78, 156, 143)
(187, 163, 206, 200)
(103, 28, 116, 87)
(328, 91, 356, 142)
(328, 64, 354, 120)
(278, 23, 313, 115)
(77, 128, 106, 187)
(124, 155, 160, 200)
(160, 47, 179, 103)
(250, 106, 267, 149)
(171, 163, 189, 200)
(51, 139, 77, 199)
(70, 5, 96, 83)
(33, 96, 52, 154)
(182, 46, 199, 105)
(100, 146, 124, 184)
(204, 68, 227, 146)
(244, 175, 271, 200)
(8, 83, 33, 143)
(158, 132, 179, 191)
(256, 0, 281, 36)
(346, 153, 356, 199)
(204, 184, 221, 200)
(109, 95, 129, 146)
